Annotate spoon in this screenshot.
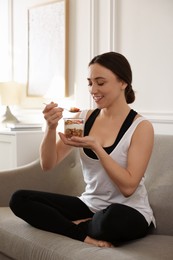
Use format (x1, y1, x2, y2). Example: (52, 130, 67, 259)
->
(43, 103, 81, 113)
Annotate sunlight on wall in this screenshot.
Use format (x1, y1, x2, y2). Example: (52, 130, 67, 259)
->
(0, 0, 11, 81)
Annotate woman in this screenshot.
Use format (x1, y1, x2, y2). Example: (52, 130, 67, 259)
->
(10, 52, 155, 247)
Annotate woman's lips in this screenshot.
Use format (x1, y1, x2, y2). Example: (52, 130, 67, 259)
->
(93, 95, 103, 102)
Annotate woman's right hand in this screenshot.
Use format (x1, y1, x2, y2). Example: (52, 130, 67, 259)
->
(42, 102, 63, 130)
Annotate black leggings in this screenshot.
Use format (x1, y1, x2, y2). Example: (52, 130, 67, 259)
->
(9, 190, 151, 245)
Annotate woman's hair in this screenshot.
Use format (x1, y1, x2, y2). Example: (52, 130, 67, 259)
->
(89, 52, 135, 104)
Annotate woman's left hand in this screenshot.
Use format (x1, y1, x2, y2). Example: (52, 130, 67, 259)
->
(58, 132, 98, 150)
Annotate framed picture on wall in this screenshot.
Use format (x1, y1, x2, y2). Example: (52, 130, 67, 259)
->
(27, 0, 68, 97)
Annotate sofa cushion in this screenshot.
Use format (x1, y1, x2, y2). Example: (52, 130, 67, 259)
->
(0, 207, 173, 260)
(145, 135, 173, 236)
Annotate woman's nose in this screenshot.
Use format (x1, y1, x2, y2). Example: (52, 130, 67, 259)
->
(89, 84, 98, 94)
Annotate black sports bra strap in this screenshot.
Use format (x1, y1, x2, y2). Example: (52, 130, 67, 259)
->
(84, 109, 101, 136)
(114, 109, 137, 147)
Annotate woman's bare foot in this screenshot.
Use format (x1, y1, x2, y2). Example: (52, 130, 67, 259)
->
(72, 219, 112, 247)
(84, 236, 113, 248)
(72, 218, 92, 225)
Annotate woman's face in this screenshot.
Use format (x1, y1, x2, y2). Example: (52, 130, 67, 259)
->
(88, 63, 127, 109)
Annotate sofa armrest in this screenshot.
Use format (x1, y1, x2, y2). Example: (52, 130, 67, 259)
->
(0, 149, 85, 207)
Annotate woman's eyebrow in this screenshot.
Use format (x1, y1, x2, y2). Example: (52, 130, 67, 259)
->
(87, 77, 105, 80)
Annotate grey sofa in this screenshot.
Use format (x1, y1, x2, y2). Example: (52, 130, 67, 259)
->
(0, 134, 173, 260)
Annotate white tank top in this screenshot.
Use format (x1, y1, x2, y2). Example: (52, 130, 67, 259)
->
(79, 113, 156, 226)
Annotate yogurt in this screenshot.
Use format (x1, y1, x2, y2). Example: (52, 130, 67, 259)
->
(64, 118, 84, 138)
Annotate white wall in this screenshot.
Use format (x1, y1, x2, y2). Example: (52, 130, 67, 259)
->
(2, 0, 173, 133)
(0, 0, 10, 81)
(74, 0, 173, 134)
(118, 0, 173, 114)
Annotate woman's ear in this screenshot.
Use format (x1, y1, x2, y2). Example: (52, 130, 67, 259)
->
(121, 81, 128, 90)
